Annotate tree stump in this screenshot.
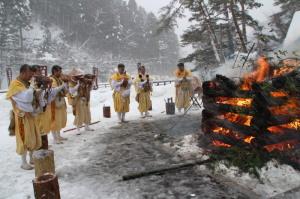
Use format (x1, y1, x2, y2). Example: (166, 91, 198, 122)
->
(33, 173, 60, 199)
(33, 150, 55, 177)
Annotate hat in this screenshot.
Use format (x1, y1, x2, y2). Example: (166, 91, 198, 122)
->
(68, 68, 84, 76)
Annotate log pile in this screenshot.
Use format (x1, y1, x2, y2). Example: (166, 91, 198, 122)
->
(202, 58, 300, 153)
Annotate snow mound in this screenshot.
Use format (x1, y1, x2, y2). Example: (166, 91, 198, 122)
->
(283, 11, 300, 49)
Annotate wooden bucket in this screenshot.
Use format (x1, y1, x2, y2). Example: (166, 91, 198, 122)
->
(103, 106, 111, 118)
(166, 98, 175, 115)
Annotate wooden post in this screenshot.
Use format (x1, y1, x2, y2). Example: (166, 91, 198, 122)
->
(6, 67, 12, 86)
(92, 67, 99, 90)
(40, 135, 48, 150)
(33, 173, 61, 199)
(33, 150, 55, 178)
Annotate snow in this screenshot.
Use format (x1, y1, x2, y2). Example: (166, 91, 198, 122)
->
(1, 76, 300, 198)
(39, 52, 58, 61)
(0, 83, 176, 198)
(167, 134, 300, 198)
(204, 52, 257, 81)
(199, 160, 300, 198)
(283, 11, 300, 53)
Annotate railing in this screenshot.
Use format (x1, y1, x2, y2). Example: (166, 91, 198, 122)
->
(0, 80, 175, 93)
(99, 80, 175, 88)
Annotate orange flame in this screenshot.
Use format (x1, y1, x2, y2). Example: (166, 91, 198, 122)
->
(212, 127, 241, 139)
(241, 56, 270, 91)
(212, 127, 255, 144)
(216, 97, 253, 108)
(212, 140, 232, 148)
(272, 66, 296, 78)
(244, 136, 255, 144)
(269, 98, 300, 115)
(270, 91, 288, 98)
(268, 119, 300, 134)
(217, 112, 253, 126)
(264, 140, 298, 152)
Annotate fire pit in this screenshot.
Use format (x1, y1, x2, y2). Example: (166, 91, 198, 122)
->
(202, 57, 300, 153)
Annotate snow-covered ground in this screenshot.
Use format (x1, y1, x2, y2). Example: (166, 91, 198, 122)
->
(165, 134, 300, 198)
(0, 83, 175, 199)
(1, 78, 300, 198)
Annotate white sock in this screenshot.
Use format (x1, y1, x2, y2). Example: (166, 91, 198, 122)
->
(20, 151, 33, 170)
(21, 151, 27, 165)
(121, 113, 126, 121)
(29, 151, 33, 164)
(51, 132, 57, 140)
(52, 132, 62, 143)
(58, 131, 67, 140)
(85, 124, 94, 131)
(117, 113, 122, 121)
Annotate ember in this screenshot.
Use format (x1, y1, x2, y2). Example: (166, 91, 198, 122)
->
(264, 140, 299, 152)
(217, 112, 253, 126)
(212, 140, 231, 148)
(215, 97, 253, 108)
(269, 98, 300, 115)
(268, 119, 300, 134)
(202, 57, 300, 153)
(270, 91, 288, 98)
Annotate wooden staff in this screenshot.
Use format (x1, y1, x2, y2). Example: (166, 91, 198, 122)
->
(63, 121, 100, 133)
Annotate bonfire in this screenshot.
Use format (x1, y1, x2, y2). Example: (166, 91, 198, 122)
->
(202, 57, 300, 155)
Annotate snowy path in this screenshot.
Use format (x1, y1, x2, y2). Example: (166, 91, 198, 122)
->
(57, 116, 249, 199)
(0, 112, 250, 199)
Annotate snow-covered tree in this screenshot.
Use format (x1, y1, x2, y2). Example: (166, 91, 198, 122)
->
(270, 0, 300, 43)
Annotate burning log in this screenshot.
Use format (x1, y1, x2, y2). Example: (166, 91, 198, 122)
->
(203, 96, 253, 116)
(202, 57, 300, 154)
(203, 118, 257, 137)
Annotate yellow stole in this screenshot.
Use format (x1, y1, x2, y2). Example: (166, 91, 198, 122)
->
(174, 69, 192, 78)
(6, 78, 30, 141)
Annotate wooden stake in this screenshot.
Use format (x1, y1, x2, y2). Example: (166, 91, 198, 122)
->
(33, 150, 55, 178)
(33, 173, 61, 199)
(122, 159, 213, 181)
(63, 121, 100, 133)
(40, 135, 48, 150)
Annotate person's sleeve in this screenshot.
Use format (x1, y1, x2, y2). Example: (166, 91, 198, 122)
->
(69, 83, 80, 95)
(111, 80, 123, 89)
(11, 88, 34, 112)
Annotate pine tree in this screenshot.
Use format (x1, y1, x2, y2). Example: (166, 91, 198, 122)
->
(26, 0, 179, 71)
(158, 0, 263, 69)
(270, 0, 300, 43)
(0, 0, 32, 50)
